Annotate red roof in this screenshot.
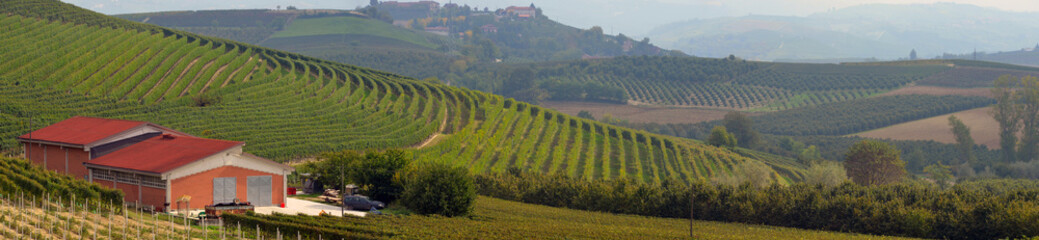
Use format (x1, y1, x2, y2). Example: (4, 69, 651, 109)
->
(86, 134, 243, 174)
(18, 116, 149, 146)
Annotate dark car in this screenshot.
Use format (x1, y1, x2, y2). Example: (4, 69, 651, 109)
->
(342, 195, 385, 211)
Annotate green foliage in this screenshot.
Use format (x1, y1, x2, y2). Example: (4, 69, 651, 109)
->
(924, 163, 953, 189)
(723, 111, 760, 148)
(707, 126, 736, 148)
(477, 170, 1039, 239)
(352, 149, 410, 202)
(802, 161, 847, 187)
(576, 110, 594, 120)
(947, 115, 976, 165)
(844, 140, 906, 186)
(398, 162, 476, 217)
(0, 157, 122, 206)
(993, 75, 1021, 162)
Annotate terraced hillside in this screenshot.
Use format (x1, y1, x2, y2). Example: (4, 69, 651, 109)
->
(0, 0, 804, 184)
(530, 57, 959, 110)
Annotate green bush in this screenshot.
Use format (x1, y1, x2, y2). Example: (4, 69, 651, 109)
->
(398, 163, 476, 217)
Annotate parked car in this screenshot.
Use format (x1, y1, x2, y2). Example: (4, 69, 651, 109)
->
(342, 195, 385, 210)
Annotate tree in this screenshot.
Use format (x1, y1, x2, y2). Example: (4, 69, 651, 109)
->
(723, 111, 760, 148)
(351, 149, 410, 202)
(502, 67, 534, 95)
(798, 145, 823, 164)
(844, 140, 905, 186)
(577, 110, 595, 120)
(804, 161, 847, 187)
(370, 0, 379, 6)
(398, 163, 476, 217)
(1017, 76, 1039, 162)
(992, 75, 1021, 163)
(909, 49, 917, 60)
(707, 126, 736, 148)
(315, 151, 363, 192)
(948, 115, 976, 165)
(924, 163, 953, 189)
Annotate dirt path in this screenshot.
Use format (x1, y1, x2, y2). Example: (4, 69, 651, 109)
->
(541, 101, 738, 124)
(414, 108, 450, 149)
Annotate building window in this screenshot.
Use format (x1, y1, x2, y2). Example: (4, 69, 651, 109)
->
(93, 169, 115, 182)
(90, 168, 166, 189)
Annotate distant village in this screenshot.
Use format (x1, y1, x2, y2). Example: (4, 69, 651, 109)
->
(374, 1, 537, 37)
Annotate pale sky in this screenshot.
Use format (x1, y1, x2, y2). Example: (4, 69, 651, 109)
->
(64, 0, 1039, 36)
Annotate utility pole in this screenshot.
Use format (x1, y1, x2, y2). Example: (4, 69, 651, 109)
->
(340, 163, 344, 217)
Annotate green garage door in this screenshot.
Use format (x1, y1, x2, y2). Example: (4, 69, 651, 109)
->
(247, 176, 273, 207)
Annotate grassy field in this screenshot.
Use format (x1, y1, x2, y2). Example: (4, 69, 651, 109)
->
(269, 16, 437, 49)
(854, 107, 1002, 149)
(260, 196, 918, 240)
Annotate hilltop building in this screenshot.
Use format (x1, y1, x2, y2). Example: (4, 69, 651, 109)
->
(480, 24, 498, 33)
(19, 116, 293, 212)
(381, 1, 440, 11)
(505, 6, 536, 19)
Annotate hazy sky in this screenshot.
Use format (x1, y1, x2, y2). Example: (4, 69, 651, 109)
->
(64, 0, 1039, 36)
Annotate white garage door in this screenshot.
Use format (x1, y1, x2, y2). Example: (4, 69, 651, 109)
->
(213, 177, 236, 204)
(247, 176, 273, 207)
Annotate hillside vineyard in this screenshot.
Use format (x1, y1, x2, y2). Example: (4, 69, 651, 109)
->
(0, 1, 805, 184)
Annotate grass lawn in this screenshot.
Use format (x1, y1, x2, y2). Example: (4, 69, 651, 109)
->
(271, 16, 436, 49)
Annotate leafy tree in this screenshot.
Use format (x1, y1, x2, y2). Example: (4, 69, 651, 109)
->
(314, 151, 363, 192)
(707, 126, 736, 148)
(370, 0, 379, 6)
(723, 111, 760, 148)
(844, 140, 905, 186)
(503, 67, 534, 95)
(711, 160, 774, 188)
(909, 49, 917, 60)
(803, 161, 847, 187)
(398, 163, 476, 217)
(577, 110, 595, 120)
(1017, 76, 1039, 162)
(948, 115, 976, 165)
(992, 75, 1021, 163)
(351, 149, 410, 202)
(798, 145, 823, 164)
(924, 163, 953, 189)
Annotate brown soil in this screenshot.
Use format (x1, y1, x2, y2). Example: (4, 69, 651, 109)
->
(880, 85, 993, 98)
(540, 101, 737, 124)
(854, 107, 1004, 149)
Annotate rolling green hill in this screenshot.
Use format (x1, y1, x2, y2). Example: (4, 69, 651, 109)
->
(0, 0, 804, 184)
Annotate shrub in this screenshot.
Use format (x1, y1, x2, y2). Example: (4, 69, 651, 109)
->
(803, 161, 847, 187)
(398, 163, 476, 217)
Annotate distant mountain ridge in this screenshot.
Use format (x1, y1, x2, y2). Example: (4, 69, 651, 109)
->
(648, 3, 1039, 61)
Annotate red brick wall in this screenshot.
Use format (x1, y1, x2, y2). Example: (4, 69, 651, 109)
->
(23, 143, 90, 179)
(67, 149, 90, 179)
(44, 145, 65, 173)
(24, 143, 45, 167)
(93, 179, 168, 212)
(171, 166, 284, 209)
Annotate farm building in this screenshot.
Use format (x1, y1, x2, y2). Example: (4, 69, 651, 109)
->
(18, 116, 294, 212)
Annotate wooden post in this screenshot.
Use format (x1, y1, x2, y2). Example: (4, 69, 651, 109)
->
(690, 190, 694, 239)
